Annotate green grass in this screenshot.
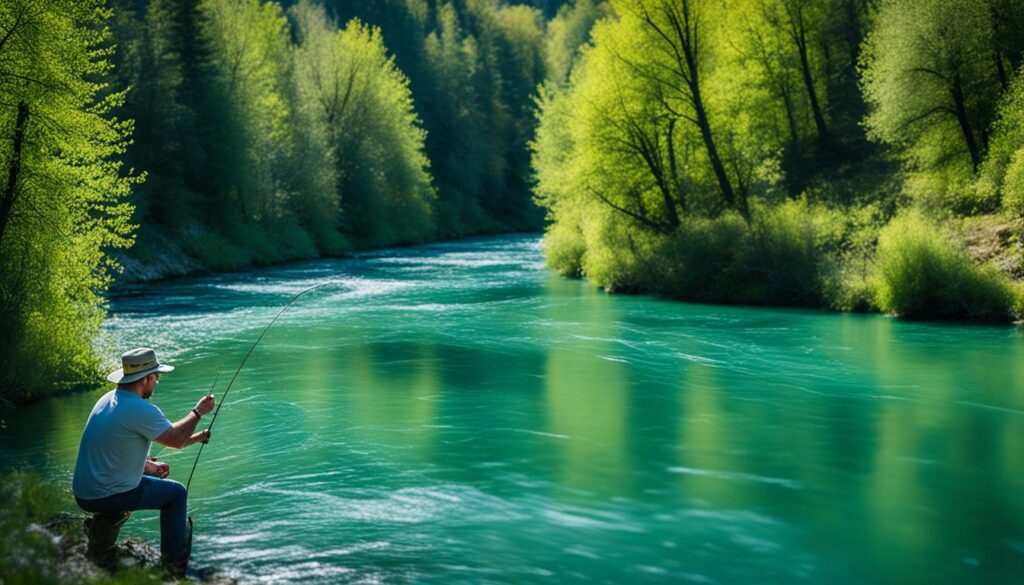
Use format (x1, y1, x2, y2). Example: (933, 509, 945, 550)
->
(873, 211, 1016, 321)
(0, 471, 167, 585)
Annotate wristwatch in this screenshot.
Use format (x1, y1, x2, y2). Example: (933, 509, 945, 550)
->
(192, 408, 202, 419)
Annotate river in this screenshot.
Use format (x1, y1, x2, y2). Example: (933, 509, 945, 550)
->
(2, 235, 1024, 583)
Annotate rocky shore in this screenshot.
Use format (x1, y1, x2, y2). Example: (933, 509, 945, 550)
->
(23, 512, 236, 584)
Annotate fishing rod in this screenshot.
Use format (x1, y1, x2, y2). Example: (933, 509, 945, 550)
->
(185, 280, 337, 492)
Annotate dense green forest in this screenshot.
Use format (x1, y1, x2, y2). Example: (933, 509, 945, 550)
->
(0, 0, 565, 399)
(533, 0, 1024, 320)
(4, 0, 1024, 400)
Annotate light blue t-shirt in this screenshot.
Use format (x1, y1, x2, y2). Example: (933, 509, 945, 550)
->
(72, 389, 173, 500)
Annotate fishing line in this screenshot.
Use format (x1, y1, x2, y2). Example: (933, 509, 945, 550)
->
(185, 280, 337, 492)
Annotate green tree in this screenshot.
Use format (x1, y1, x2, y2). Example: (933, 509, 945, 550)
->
(758, 0, 830, 141)
(0, 0, 137, 398)
(979, 70, 1024, 213)
(861, 0, 1002, 175)
(291, 1, 435, 246)
(543, 0, 608, 88)
(198, 0, 293, 225)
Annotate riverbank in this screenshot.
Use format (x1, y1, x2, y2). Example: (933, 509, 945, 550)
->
(544, 208, 1024, 323)
(0, 471, 234, 584)
(114, 224, 541, 284)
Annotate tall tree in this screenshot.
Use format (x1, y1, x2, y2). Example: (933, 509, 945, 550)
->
(291, 0, 435, 246)
(760, 0, 829, 141)
(544, 0, 608, 88)
(616, 0, 740, 214)
(0, 0, 137, 396)
(861, 0, 1002, 174)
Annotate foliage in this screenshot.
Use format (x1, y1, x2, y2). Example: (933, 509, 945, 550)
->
(861, 0, 1002, 200)
(0, 0, 138, 400)
(291, 1, 435, 247)
(543, 0, 608, 88)
(874, 211, 1016, 321)
(0, 470, 65, 583)
(542, 199, 832, 305)
(325, 0, 551, 236)
(0, 471, 167, 585)
(981, 68, 1024, 215)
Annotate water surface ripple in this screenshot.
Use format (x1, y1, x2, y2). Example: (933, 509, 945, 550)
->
(3, 235, 1024, 583)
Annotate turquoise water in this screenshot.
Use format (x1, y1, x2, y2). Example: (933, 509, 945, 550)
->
(3, 235, 1024, 583)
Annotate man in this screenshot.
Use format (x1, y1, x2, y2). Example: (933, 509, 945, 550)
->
(73, 348, 215, 577)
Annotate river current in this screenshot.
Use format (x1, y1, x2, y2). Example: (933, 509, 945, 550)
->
(2, 235, 1024, 583)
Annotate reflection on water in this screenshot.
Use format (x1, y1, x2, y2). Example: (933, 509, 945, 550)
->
(2, 235, 1024, 583)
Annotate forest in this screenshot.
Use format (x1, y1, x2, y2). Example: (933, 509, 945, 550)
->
(534, 0, 1024, 319)
(3, 0, 1024, 401)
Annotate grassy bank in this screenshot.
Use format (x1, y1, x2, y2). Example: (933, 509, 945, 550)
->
(0, 471, 164, 584)
(543, 203, 1024, 323)
(0, 470, 233, 584)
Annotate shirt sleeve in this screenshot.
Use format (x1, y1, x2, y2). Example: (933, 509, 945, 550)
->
(127, 401, 174, 441)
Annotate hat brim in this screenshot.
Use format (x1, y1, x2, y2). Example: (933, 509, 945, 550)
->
(107, 364, 174, 384)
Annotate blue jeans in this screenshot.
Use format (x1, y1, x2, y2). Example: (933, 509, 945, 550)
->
(76, 476, 189, 566)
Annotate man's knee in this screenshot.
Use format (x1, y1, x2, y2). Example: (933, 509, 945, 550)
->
(167, 480, 187, 505)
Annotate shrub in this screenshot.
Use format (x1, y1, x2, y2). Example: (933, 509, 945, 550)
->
(0, 471, 64, 582)
(542, 220, 586, 277)
(655, 213, 747, 301)
(564, 201, 829, 305)
(738, 201, 823, 305)
(874, 211, 1015, 321)
(1001, 149, 1024, 215)
(578, 208, 654, 292)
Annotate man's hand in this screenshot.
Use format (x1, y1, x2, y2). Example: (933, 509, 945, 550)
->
(194, 395, 215, 416)
(145, 457, 170, 478)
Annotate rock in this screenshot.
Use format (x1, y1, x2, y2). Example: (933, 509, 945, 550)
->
(35, 512, 238, 584)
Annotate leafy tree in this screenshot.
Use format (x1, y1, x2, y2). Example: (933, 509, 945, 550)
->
(758, 0, 830, 141)
(543, 0, 608, 88)
(111, 0, 199, 229)
(979, 70, 1024, 213)
(0, 0, 137, 397)
(986, 0, 1024, 89)
(861, 0, 1002, 175)
(198, 0, 293, 225)
(291, 0, 435, 246)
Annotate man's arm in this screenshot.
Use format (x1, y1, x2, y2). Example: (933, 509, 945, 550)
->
(155, 395, 215, 449)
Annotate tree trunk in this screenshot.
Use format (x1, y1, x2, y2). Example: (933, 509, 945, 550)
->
(781, 86, 799, 145)
(650, 0, 736, 212)
(995, 46, 1009, 91)
(633, 124, 679, 229)
(796, 29, 828, 141)
(0, 102, 29, 247)
(690, 81, 736, 209)
(950, 75, 981, 170)
(666, 117, 687, 213)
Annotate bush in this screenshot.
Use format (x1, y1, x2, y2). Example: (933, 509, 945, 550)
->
(563, 201, 829, 305)
(1001, 149, 1024, 215)
(738, 201, 823, 305)
(654, 213, 747, 301)
(0, 470, 65, 583)
(542, 220, 586, 277)
(874, 211, 1016, 321)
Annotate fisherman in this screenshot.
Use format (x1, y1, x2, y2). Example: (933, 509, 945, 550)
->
(72, 348, 215, 577)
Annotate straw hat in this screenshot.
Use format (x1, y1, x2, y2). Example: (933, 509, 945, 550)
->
(107, 348, 175, 384)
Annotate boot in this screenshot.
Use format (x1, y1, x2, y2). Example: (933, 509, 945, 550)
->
(84, 511, 130, 571)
